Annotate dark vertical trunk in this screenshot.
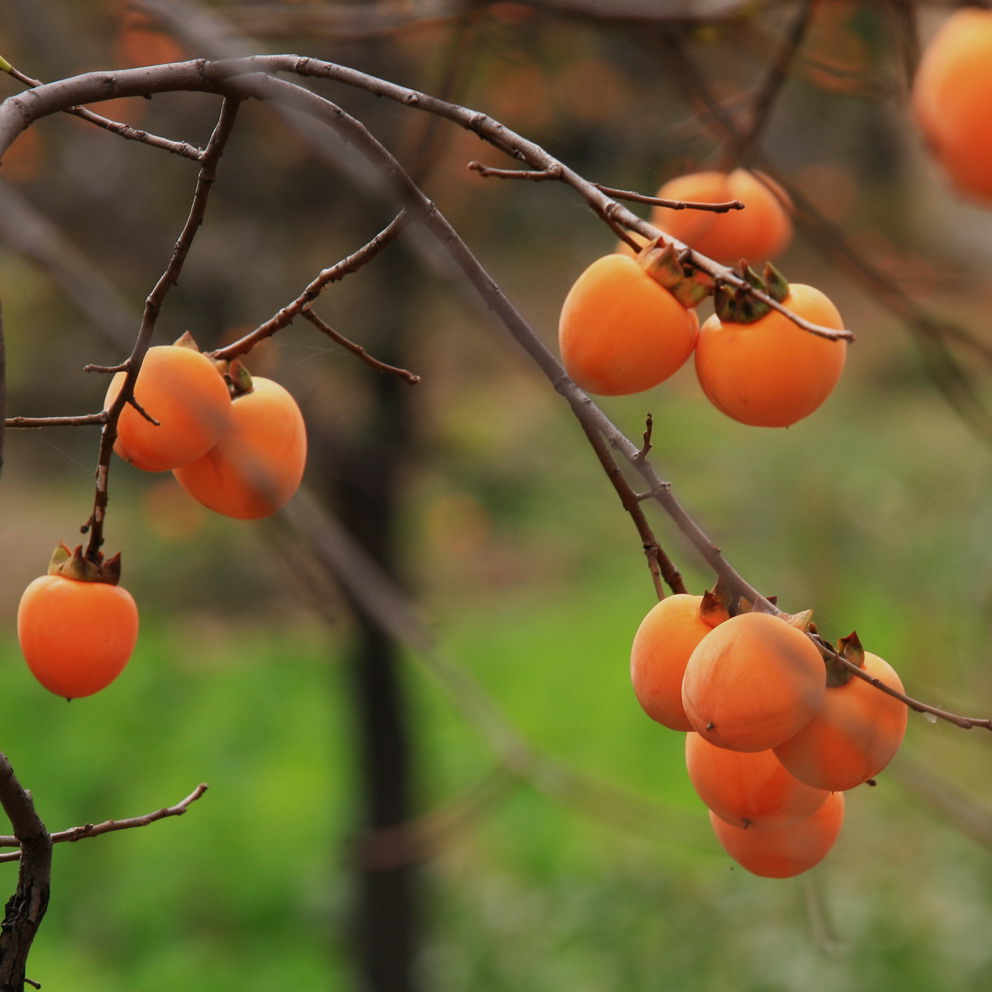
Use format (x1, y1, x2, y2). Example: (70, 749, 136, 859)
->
(310, 251, 422, 992)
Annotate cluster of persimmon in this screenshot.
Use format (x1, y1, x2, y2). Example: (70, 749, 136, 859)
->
(16, 333, 308, 700)
(630, 593, 908, 877)
(558, 168, 848, 428)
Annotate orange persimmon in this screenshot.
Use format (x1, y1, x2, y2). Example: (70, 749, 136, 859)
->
(558, 253, 699, 396)
(774, 647, 908, 792)
(106, 341, 233, 472)
(681, 611, 826, 752)
(685, 731, 830, 831)
(630, 593, 727, 731)
(694, 283, 847, 427)
(708, 790, 845, 878)
(17, 545, 139, 700)
(911, 8, 992, 202)
(650, 169, 793, 265)
(173, 374, 307, 520)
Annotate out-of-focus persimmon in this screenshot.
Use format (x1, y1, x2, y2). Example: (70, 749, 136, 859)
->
(650, 169, 793, 265)
(912, 8, 992, 202)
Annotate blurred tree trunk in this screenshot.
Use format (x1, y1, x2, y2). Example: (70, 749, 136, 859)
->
(311, 251, 423, 992)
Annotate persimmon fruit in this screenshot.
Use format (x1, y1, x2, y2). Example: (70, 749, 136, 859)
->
(173, 374, 307, 520)
(708, 790, 845, 878)
(106, 341, 233, 472)
(774, 648, 908, 792)
(911, 8, 992, 202)
(685, 731, 830, 831)
(650, 169, 793, 265)
(694, 283, 847, 427)
(630, 593, 727, 731)
(681, 611, 826, 752)
(18, 545, 139, 700)
(557, 253, 699, 396)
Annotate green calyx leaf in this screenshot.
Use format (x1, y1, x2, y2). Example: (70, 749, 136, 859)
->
(637, 239, 711, 309)
(824, 629, 864, 687)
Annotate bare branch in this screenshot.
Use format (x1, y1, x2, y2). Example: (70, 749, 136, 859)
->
(0, 784, 209, 862)
(211, 210, 414, 366)
(0, 755, 50, 990)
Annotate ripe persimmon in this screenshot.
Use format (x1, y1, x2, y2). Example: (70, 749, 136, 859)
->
(173, 371, 307, 520)
(685, 731, 830, 831)
(630, 592, 728, 731)
(106, 339, 233, 472)
(694, 282, 847, 427)
(681, 611, 826, 752)
(650, 169, 793, 265)
(557, 252, 699, 396)
(708, 790, 844, 878)
(17, 544, 139, 700)
(774, 641, 908, 792)
(911, 8, 992, 202)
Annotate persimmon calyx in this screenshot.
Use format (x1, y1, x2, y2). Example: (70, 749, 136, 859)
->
(700, 586, 732, 627)
(821, 630, 865, 687)
(636, 239, 711, 309)
(226, 358, 254, 398)
(47, 542, 123, 585)
(173, 330, 202, 351)
(713, 261, 791, 325)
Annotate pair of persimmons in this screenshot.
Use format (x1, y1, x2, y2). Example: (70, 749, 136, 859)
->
(559, 168, 849, 429)
(631, 595, 908, 878)
(17, 336, 307, 700)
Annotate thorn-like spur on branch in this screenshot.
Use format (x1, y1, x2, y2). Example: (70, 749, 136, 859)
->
(0, 60, 203, 161)
(212, 210, 413, 364)
(300, 308, 422, 384)
(0, 784, 209, 863)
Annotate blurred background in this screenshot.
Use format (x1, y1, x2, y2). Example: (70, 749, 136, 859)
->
(0, 1, 990, 989)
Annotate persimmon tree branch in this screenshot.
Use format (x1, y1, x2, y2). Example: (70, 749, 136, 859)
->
(83, 94, 240, 561)
(0, 783, 209, 863)
(0, 55, 985, 735)
(0, 754, 50, 992)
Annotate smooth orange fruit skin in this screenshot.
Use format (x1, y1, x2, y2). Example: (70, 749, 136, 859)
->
(912, 9, 992, 202)
(106, 346, 233, 472)
(694, 284, 847, 428)
(18, 574, 139, 699)
(681, 612, 826, 752)
(685, 731, 830, 831)
(650, 169, 793, 264)
(630, 594, 715, 731)
(558, 254, 699, 396)
(773, 652, 908, 792)
(173, 377, 307, 520)
(708, 790, 844, 878)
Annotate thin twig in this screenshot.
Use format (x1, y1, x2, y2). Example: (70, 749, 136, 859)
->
(0, 784, 209, 862)
(210, 210, 416, 371)
(1, 62, 203, 160)
(299, 309, 422, 384)
(6, 413, 106, 429)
